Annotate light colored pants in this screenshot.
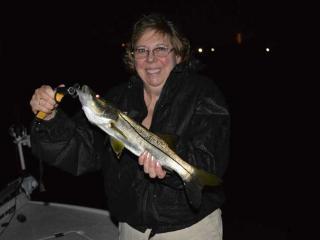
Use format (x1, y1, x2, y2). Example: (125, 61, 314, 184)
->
(119, 208, 223, 240)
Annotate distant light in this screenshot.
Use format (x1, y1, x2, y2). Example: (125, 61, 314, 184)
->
(235, 32, 243, 45)
(121, 43, 126, 47)
(198, 48, 203, 53)
(265, 47, 270, 52)
(211, 48, 215, 52)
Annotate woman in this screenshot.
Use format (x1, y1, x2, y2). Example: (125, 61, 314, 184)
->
(30, 13, 230, 239)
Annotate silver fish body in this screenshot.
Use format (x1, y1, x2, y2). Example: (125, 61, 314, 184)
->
(77, 85, 222, 208)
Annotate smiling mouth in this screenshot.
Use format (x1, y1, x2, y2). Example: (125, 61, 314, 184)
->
(146, 69, 160, 74)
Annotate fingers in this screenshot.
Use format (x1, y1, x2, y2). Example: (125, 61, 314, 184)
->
(30, 85, 59, 115)
(155, 161, 166, 179)
(138, 151, 166, 179)
(138, 151, 147, 166)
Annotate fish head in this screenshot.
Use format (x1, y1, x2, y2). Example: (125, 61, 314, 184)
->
(77, 85, 118, 125)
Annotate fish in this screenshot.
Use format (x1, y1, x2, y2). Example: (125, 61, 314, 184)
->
(77, 84, 222, 208)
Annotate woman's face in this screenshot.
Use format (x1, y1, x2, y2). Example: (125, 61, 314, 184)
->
(134, 29, 181, 89)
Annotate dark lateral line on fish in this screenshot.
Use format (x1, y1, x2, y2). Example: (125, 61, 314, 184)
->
(119, 114, 193, 175)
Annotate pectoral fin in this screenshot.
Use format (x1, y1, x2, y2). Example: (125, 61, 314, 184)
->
(110, 137, 125, 159)
(110, 122, 127, 140)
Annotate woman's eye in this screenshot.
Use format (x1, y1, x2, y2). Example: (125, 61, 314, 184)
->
(136, 48, 147, 53)
(155, 47, 167, 52)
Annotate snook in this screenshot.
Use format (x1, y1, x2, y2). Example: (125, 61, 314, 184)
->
(77, 85, 222, 208)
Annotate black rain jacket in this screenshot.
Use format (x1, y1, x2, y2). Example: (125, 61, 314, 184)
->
(30, 64, 230, 235)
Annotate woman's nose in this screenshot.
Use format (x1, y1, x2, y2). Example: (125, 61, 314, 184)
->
(146, 50, 156, 62)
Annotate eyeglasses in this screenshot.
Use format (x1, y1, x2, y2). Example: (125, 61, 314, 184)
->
(133, 46, 174, 59)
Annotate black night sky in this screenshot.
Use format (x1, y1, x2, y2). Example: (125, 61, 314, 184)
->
(1, 1, 300, 239)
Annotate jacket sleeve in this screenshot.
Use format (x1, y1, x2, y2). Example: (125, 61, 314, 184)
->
(176, 82, 230, 178)
(30, 110, 107, 176)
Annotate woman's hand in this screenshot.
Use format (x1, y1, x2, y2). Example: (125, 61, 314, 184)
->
(30, 84, 64, 120)
(138, 151, 166, 179)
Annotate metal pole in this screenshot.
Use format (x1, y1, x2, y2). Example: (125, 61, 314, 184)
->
(17, 137, 26, 170)
(9, 124, 31, 172)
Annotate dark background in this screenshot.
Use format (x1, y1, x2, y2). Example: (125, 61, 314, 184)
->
(1, 1, 300, 239)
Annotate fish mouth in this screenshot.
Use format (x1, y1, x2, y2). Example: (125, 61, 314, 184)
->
(80, 85, 92, 94)
(77, 85, 94, 107)
(77, 85, 107, 116)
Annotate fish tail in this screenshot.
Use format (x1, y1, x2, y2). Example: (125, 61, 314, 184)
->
(184, 167, 223, 208)
(194, 167, 222, 187)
